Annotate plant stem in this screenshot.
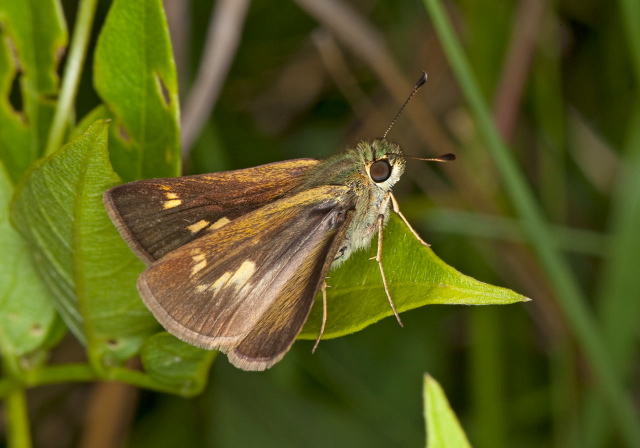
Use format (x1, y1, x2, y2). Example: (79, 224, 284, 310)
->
(4, 362, 201, 398)
(107, 367, 199, 397)
(25, 363, 97, 387)
(45, 0, 99, 156)
(0, 378, 16, 399)
(5, 388, 32, 448)
(422, 0, 640, 446)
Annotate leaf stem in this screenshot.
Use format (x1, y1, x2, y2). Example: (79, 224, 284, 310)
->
(24, 363, 97, 387)
(2, 363, 197, 398)
(5, 388, 32, 448)
(422, 0, 640, 445)
(45, 0, 99, 156)
(107, 367, 200, 397)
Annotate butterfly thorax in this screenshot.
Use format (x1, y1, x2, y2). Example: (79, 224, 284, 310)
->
(293, 139, 406, 267)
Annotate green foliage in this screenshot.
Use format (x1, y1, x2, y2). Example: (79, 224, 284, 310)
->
(1, 0, 638, 447)
(424, 0, 640, 445)
(93, 0, 180, 181)
(301, 214, 526, 339)
(11, 120, 156, 364)
(424, 374, 472, 448)
(141, 332, 217, 396)
(0, 0, 522, 386)
(0, 162, 61, 364)
(0, 0, 217, 402)
(0, 0, 67, 181)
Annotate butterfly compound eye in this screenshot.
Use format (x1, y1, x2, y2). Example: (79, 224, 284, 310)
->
(369, 160, 392, 183)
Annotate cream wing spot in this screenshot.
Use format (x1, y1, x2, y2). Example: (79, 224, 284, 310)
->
(228, 261, 256, 288)
(197, 261, 256, 295)
(209, 272, 232, 294)
(165, 192, 179, 199)
(187, 219, 210, 233)
(191, 252, 207, 276)
(163, 199, 182, 209)
(208, 217, 230, 231)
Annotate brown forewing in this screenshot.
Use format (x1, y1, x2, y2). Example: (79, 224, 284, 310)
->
(137, 185, 356, 370)
(103, 159, 320, 264)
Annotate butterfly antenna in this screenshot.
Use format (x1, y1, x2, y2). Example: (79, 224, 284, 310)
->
(382, 72, 428, 140)
(404, 153, 457, 162)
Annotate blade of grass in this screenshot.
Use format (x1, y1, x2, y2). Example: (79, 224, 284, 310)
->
(620, 0, 640, 81)
(531, 6, 567, 223)
(581, 1, 640, 444)
(584, 109, 640, 446)
(421, 209, 607, 256)
(470, 308, 506, 448)
(422, 1, 640, 446)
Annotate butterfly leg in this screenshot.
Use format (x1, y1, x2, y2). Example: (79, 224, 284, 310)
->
(375, 214, 404, 327)
(390, 193, 430, 247)
(312, 281, 328, 353)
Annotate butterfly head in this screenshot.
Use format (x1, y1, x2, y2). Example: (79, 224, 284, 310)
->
(358, 139, 406, 192)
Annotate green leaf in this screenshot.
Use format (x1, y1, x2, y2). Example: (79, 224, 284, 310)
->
(0, 0, 67, 181)
(93, 0, 180, 182)
(0, 25, 29, 183)
(424, 374, 472, 448)
(0, 161, 62, 364)
(299, 214, 528, 339)
(11, 119, 158, 366)
(140, 332, 216, 397)
(70, 104, 110, 142)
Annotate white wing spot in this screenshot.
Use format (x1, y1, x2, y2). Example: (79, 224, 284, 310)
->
(208, 217, 230, 231)
(163, 199, 182, 209)
(187, 219, 210, 233)
(165, 192, 179, 199)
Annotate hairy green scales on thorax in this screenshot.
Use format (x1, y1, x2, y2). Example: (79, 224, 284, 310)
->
(293, 139, 407, 267)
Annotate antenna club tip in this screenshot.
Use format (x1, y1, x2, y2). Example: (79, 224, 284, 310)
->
(441, 153, 456, 161)
(416, 71, 428, 88)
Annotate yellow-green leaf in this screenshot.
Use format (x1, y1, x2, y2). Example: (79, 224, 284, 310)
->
(300, 214, 528, 339)
(424, 374, 472, 448)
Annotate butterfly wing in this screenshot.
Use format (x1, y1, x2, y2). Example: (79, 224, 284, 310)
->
(137, 185, 355, 371)
(103, 159, 320, 264)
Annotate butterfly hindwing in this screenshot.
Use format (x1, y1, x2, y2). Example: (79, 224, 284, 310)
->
(103, 159, 320, 264)
(137, 185, 356, 370)
(228, 231, 345, 370)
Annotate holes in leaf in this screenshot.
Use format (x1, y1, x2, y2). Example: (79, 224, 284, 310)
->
(155, 72, 171, 106)
(55, 43, 66, 65)
(42, 94, 58, 103)
(118, 125, 131, 143)
(30, 324, 43, 336)
(9, 71, 23, 113)
(4, 34, 22, 111)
